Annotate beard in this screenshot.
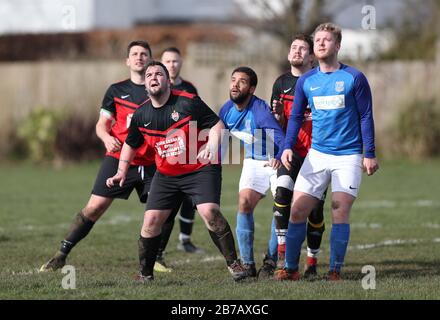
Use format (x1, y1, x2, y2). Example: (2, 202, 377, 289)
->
(147, 86, 165, 97)
(290, 58, 304, 67)
(230, 90, 250, 105)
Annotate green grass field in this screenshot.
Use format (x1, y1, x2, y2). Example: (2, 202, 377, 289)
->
(1, 160, 440, 300)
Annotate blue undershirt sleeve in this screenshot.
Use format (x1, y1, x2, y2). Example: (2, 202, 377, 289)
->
(354, 72, 376, 158)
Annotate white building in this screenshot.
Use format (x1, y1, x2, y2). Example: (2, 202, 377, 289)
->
(339, 28, 395, 61)
(0, 0, 239, 34)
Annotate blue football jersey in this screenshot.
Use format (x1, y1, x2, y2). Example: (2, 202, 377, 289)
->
(219, 95, 285, 160)
(285, 63, 376, 158)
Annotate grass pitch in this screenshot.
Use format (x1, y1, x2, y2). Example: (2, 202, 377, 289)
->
(0, 159, 440, 300)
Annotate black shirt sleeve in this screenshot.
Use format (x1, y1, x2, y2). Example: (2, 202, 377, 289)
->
(125, 109, 145, 149)
(270, 77, 282, 107)
(186, 82, 198, 96)
(192, 96, 220, 129)
(101, 85, 116, 114)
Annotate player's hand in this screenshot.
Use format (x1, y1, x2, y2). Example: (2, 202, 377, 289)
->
(197, 145, 215, 162)
(264, 158, 281, 170)
(104, 136, 122, 153)
(281, 149, 293, 171)
(363, 157, 379, 176)
(106, 172, 126, 188)
(271, 99, 284, 116)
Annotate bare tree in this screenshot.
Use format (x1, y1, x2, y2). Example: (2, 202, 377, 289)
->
(234, 0, 346, 69)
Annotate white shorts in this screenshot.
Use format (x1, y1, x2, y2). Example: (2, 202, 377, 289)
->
(239, 158, 277, 196)
(294, 149, 363, 199)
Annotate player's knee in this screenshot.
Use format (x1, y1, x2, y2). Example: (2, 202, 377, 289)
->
(290, 204, 309, 223)
(331, 200, 340, 210)
(82, 204, 106, 221)
(238, 196, 254, 213)
(142, 214, 162, 236)
(309, 200, 325, 225)
(274, 186, 293, 206)
(207, 208, 227, 234)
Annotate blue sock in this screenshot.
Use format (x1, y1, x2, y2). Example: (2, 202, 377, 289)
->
(329, 223, 350, 273)
(236, 212, 255, 265)
(285, 222, 306, 271)
(267, 218, 278, 262)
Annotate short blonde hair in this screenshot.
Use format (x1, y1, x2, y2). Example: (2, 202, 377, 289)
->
(313, 23, 342, 44)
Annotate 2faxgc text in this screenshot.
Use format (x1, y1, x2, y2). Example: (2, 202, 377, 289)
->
(170, 303, 269, 317)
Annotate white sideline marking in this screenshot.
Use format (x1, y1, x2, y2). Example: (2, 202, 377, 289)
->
(355, 199, 438, 208)
(103, 215, 136, 225)
(422, 223, 440, 229)
(351, 223, 382, 229)
(173, 238, 440, 266)
(349, 238, 440, 251)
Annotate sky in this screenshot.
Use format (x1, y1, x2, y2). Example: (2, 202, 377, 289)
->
(0, 0, 406, 35)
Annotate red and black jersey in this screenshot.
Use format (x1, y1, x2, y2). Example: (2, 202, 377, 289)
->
(100, 79, 154, 166)
(271, 72, 312, 158)
(172, 78, 198, 95)
(126, 90, 220, 176)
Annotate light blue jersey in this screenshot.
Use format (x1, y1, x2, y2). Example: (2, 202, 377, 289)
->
(285, 64, 375, 158)
(220, 95, 285, 160)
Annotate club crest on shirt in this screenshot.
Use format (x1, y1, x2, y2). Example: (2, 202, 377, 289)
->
(171, 110, 179, 122)
(335, 81, 345, 93)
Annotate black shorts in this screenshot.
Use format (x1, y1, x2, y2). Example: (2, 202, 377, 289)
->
(146, 165, 222, 210)
(277, 151, 304, 180)
(92, 156, 156, 203)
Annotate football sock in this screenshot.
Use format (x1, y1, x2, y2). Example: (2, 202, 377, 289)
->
(329, 223, 350, 273)
(236, 212, 255, 265)
(138, 234, 161, 276)
(285, 222, 306, 271)
(179, 196, 195, 238)
(273, 186, 291, 258)
(60, 212, 95, 255)
(157, 218, 174, 259)
(208, 221, 238, 266)
(307, 200, 325, 255)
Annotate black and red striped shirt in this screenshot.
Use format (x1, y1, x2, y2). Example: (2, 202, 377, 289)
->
(125, 90, 220, 176)
(172, 78, 198, 96)
(100, 79, 154, 166)
(271, 72, 312, 158)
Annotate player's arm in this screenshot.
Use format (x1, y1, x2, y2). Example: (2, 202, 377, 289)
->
(198, 119, 225, 163)
(96, 112, 122, 153)
(106, 113, 144, 187)
(270, 78, 286, 126)
(282, 78, 307, 170)
(354, 72, 379, 176)
(97, 86, 122, 153)
(194, 97, 224, 162)
(255, 102, 285, 170)
(106, 142, 137, 188)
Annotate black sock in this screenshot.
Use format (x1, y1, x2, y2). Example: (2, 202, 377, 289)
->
(138, 234, 161, 277)
(307, 200, 325, 251)
(157, 219, 175, 259)
(60, 212, 95, 255)
(208, 222, 237, 266)
(273, 186, 292, 238)
(179, 196, 195, 238)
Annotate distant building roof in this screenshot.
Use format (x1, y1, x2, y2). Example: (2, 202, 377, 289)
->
(339, 28, 395, 61)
